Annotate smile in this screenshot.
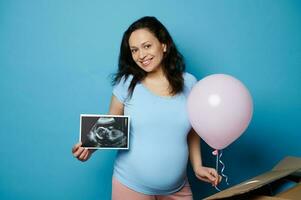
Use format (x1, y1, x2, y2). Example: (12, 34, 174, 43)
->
(140, 58, 153, 66)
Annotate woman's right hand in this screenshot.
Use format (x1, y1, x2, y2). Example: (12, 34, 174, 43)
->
(72, 142, 95, 162)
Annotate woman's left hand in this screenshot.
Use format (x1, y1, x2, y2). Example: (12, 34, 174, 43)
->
(194, 166, 222, 186)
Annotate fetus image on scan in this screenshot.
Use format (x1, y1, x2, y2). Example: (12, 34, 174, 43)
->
(81, 116, 129, 149)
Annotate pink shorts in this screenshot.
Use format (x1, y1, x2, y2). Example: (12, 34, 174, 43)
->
(112, 177, 193, 200)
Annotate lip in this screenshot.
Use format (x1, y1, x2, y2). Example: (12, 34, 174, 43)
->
(140, 57, 153, 67)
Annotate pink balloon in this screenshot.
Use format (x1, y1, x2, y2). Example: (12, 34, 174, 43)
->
(187, 74, 253, 150)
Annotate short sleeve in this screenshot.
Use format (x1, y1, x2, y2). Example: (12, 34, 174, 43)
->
(112, 75, 133, 103)
(184, 72, 198, 91)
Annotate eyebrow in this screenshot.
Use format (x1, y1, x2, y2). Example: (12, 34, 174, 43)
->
(130, 41, 150, 48)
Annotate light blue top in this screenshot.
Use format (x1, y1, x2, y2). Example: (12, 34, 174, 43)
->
(112, 72, 197, 195)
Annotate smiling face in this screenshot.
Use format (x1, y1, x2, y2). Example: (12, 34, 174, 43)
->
(129, 28, 167, 73)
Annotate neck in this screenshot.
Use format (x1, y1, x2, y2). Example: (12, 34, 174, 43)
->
(145, 65, 166, 81)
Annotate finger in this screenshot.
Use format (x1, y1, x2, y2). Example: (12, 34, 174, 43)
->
(83, 150, 90, 161)
(83, 148, 90, 159)
(209, 169, 218, 178)
(196, 171, 216, 184)
(195, 174, 212, 184)
(210, 170, 218, 186)
(209, 169, 219, 186)
(79, 148, 89, 160)
(207, 171, 216, 182)
(73, 147, 85, 158)
(72, 142, 82, 153)
(212, 172, 221, 186)
(216, 174, 222, 185)
(208, 173, 217, 186)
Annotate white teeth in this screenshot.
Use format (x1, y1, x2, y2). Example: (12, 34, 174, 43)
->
(143, 60, 150, 65)
(142, 59, 151, 65)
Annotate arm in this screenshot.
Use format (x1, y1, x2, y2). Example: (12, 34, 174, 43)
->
(72, 95, 124, 162)
(188, 129, 221, 186)
(188, 128, 203, 170)
(108, 95, 124, 115)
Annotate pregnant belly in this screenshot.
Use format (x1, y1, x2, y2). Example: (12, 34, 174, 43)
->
(115, 144, 188, 190)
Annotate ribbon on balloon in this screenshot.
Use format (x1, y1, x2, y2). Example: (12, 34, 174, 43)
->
(212, 149, 229, 191)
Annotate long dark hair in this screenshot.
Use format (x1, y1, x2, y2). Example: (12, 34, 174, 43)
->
(112, 16, 185, 98)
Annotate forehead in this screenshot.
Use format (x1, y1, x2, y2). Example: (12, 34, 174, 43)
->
(129, 28, 159, 46)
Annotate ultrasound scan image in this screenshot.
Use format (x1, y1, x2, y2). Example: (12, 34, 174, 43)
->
(81, 116, 129, 149)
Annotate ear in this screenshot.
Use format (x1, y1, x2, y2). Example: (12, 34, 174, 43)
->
(162, 44, 167, 52)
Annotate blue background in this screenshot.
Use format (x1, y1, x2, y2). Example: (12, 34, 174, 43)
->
(1, 0, 300, 199)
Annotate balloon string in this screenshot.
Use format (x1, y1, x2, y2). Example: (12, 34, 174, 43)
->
(214, 150, 221, 191)
(219, 150, 229, 185)
(213, 149, 230, 192)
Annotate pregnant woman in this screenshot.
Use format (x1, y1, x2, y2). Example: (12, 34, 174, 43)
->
(72, 16, 221, 200)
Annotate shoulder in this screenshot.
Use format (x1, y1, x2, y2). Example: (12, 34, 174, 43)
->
(115, 74, 134, 86)
(113, 74, 134, 92)
(112, 74, 134, 103)
(182, 72, 197, 96)
(183, 72, 197, 88)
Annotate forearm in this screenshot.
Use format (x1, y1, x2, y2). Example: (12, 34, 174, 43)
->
(188, 129, 203, 171)
(188, 129, 222, 186)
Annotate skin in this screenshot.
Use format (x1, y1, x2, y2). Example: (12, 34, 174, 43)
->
(72, 28, 221, 187)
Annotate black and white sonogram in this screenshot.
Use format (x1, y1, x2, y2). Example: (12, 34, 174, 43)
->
(80, 115, 130, 149)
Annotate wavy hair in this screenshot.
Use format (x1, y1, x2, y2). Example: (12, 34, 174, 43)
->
(112, 16, 185, 98)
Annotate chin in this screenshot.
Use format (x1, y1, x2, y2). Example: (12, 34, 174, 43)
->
(143, 68, 155, 73)
(137, 65, 153, 73)
(140, 65, 161, 73)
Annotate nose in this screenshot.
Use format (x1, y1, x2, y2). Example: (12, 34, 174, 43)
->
(138, 49, 147, 60)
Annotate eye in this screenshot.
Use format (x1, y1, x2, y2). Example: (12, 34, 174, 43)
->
(131, 49, 138, 54)
(144, 44, 151, 49)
